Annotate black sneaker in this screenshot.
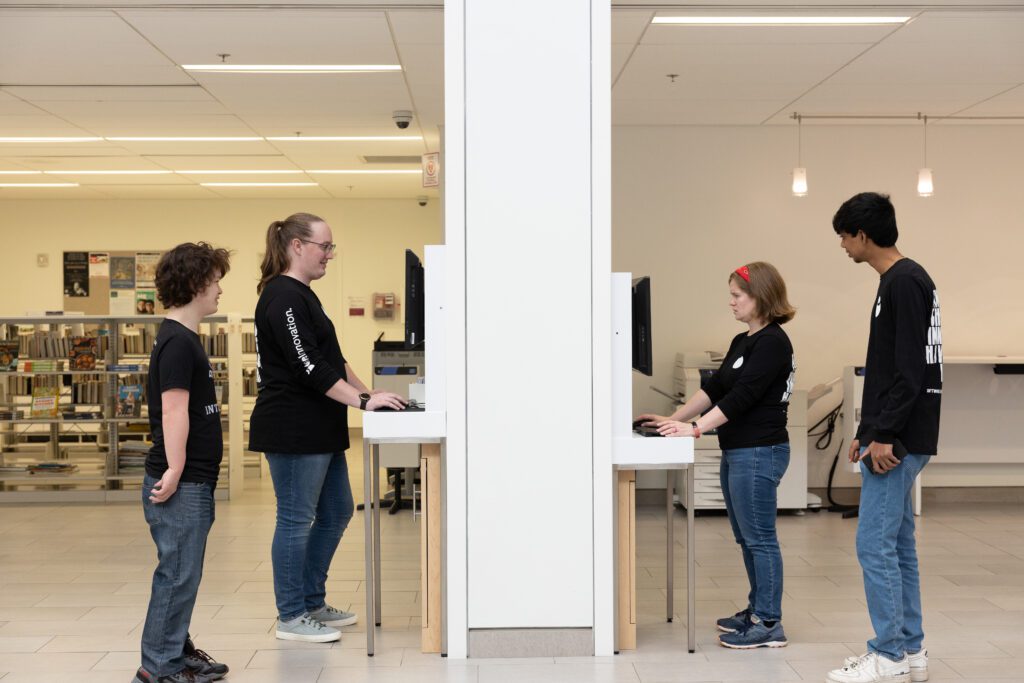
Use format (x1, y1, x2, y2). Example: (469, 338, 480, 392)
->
(183, 636, 229, 680)
(133, 666, 217, 683)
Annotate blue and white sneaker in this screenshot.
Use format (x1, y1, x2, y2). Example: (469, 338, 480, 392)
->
(308, 604, 358, 627)
(716, 607, 752, 633)
(718, 615, 788, 649)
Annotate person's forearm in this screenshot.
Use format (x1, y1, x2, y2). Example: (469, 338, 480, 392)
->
(325, 377, 365, 408)
(693, 406, 727, 433)
(163, 408, 189, 473)
(345, 364, 370, 394)
(669, 390, 712, 422)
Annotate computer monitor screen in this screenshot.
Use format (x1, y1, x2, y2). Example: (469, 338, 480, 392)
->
(631, 276, 652, 376)
(405, 249, 425, 349)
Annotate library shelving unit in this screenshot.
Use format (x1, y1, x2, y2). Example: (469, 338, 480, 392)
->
(0, 313, 246, 502)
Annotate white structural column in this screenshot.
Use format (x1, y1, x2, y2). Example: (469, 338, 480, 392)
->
(445, 0, 612, 658)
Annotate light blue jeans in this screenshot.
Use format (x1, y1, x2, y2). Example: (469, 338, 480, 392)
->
(720, 443, 790, 622)
(266, 452, 354, 622)
(856, 452, 931, 661)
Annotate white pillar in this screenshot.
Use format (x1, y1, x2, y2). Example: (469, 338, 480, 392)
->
(445, 0, 612, 658)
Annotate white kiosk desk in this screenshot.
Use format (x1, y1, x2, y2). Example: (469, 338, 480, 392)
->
(361, 245, 447, 657)
(611, 273, 697, 654)
(362, 411, 445, 656)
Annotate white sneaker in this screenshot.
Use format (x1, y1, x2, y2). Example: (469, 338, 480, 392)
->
(844, 649, 927, 682)
(827, 651, 910, 683)
(275, 613, 341, 643)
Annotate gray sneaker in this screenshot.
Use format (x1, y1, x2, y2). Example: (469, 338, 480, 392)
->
(846, 648, 927, 682)
(308, 604, 358, 627)
(275, 613, 341, 643)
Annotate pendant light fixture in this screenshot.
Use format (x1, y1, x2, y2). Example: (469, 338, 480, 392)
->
(917, 114, 934, 197)
(792, 114, 807, 197)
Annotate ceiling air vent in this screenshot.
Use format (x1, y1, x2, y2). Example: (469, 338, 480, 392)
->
(360, 155, 422, 165)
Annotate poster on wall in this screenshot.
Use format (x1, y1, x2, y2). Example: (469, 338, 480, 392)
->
(88, 252, 109, 278)
(63, 251, 89, 297)
(135, 252, 160, 286)
(110, 290, 136, 316)
(110, 256, 135, 289)
(135, 289, 156, 315)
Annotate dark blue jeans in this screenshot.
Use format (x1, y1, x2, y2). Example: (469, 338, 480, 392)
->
(720, 443, 790, 622)
(140, 476, 215, 677)
(266, 452, 354, 622)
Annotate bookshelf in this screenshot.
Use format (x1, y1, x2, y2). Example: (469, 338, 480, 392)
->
(0, 313, 246, 502)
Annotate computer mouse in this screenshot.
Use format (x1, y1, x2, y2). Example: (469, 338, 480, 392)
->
(632, 419, 647, 430)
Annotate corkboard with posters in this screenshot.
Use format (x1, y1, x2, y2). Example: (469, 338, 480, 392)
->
(63, 250, 166, 316)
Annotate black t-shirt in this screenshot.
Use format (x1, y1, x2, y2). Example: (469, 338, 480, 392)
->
(857, 258, 942, 455)
(146, 319, 224, 483)
(249, 275, 350, 455)
(703, 323, 795, 451)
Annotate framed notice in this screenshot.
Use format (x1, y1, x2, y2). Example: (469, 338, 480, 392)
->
(422, 152, 439, 188)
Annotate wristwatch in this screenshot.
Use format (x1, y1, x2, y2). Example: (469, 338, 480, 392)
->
(690, 421, 702, 438)
(359, 392, 371, 410)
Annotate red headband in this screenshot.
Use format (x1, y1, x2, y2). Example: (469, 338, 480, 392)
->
(734, 265, 751, 283)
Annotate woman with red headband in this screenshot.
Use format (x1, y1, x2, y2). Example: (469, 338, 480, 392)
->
(636, 261, 796, 650)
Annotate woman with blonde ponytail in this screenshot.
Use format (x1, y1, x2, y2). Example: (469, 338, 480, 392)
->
(249, 212, 406, 643)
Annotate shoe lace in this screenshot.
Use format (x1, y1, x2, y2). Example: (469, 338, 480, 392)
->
(846, 652, 875, 671)
(188, 646, 216, 665)
(303, 615, 328, 630)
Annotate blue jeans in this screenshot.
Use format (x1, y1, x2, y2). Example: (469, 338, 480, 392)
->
(857, 452, 931, 662)
(266, 452, 354, 622)
(720, 443, 790, 622)
(140, 476, 215, 677)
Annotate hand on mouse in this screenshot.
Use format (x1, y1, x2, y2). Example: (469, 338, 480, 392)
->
(367, 392, 407, 411)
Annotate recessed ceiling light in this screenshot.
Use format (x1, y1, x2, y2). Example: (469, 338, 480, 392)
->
(265, 136, 422, 142)
(307, 169, 421, 174)
(652, 16, 910, 25)
(42, 170, 173, 175)
(183, 64, 402, 74)
(0, 182, 80, 187)
(0, 137, 103, 143)
(200, 182, 319, 187)
(177, 169, 304, 174)
(106, 137, 264, 142)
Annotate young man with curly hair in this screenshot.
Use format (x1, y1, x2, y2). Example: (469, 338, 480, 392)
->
(134, 243, 232, 683)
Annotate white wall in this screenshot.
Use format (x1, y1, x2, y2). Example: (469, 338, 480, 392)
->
(0, 198, 441, 427)
(613, 124, 1024, 488)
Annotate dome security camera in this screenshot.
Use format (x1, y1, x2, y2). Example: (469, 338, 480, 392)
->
(393, 110, 413, 130)
(417, 196, 428, 207)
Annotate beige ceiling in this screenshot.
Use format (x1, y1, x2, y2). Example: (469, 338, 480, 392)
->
(1, 3, 1022, 199)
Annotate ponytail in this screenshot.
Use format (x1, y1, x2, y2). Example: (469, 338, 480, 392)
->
(257, 213, 324, 293)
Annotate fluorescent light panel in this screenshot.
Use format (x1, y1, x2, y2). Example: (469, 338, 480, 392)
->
(0, 171, 42, 175)
(201, 182, 318, 187)
(0, 137, 102, 143)
(266, 136, 421, 142)
(652, 16, 910, 25)
(177, 170, 303, 174)
(308, 169, 421, 174)
(183, 64, 401, 73)
(0, 182, 79, 187)
(42, 170, 172, 175)
(107, 136, 263, 142)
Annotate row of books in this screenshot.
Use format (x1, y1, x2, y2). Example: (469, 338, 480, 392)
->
(13, 384, 145, 418)
(242, 368, 259, 396)
(0, 336, 109, 371)
(118, 441, 151, 471)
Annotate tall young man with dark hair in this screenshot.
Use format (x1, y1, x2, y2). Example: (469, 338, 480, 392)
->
(134, 243, 232, 683)
(826, 193, 942, 683)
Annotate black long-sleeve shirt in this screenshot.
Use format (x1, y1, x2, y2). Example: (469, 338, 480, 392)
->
(249, 275, 350, 455)
(856, 258, 942, 455)
(703, 323, 795, 450)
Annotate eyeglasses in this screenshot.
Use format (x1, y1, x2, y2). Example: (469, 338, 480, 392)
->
(298, 239, 337, 254)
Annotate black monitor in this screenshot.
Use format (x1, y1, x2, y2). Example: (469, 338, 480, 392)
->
(404, 249, 425, 349)
(631, 276, 653, 376)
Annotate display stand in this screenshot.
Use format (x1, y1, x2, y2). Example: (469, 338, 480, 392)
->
(361, 245, 447, 656)
(610, 273, 697, 654)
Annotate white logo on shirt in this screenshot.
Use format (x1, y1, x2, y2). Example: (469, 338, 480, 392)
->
(284, 307, 316, 375)
(874, 296, 882, 318)
(782, 354, 796, 403)
(732, 356, 744, 369)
